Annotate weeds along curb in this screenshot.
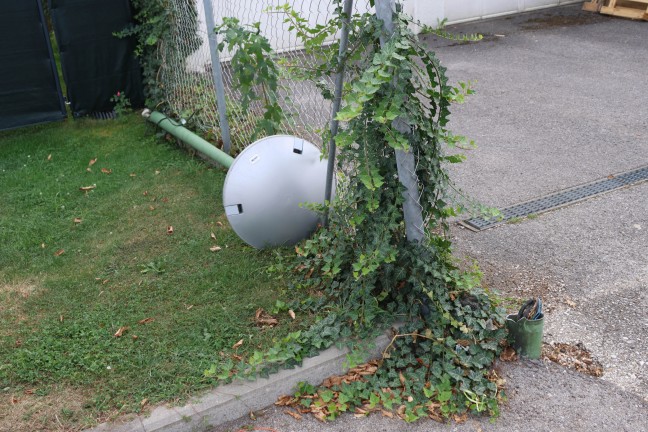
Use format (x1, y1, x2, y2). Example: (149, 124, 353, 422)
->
(87, 332, 393, 432)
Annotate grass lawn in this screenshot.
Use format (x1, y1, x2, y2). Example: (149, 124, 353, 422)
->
(0, 115, 299, 431)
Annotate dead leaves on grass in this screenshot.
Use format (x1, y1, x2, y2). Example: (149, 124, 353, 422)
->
(254, 308, 278, 327)
(113, 326, 129, 337)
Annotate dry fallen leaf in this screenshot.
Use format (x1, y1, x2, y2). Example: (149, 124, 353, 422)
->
(232, 339, 244, 350)
(216, 221, 223, 227)
(275, 395, 295, 406)
(89, 158, 97, 166)
(381, 410, 393, 418)
(138, 317, 155, 325)
(140, 398, 148, 407)
(452, 413, 468, 424)
(210, 232, 217, 240)
(500, 346, 518, 362)
(313, 411, 327, 422)
(47, 154, 52, 161)
(79, 185, 96, 191)
(54, 249, 65, 257)
(129, 173, 136, 177)
(149, 206, 155, 211)
(113, 326, 129, 337)
(59, 315, 64, 322)
(132, 335, 138, 340)
(143, 191, 148, 196)
(254, 308, 278, 327)
(167, 226, 174, 235)
(155, 170, 160, 175)
(288, 309, 296, 320)
(73, 218, 82, 224)
(41, 243, 46, 249)
(284, 410, 302, 420)
(565, 299, 577, 308)
(210, 246, 222, 252)
(10, 395, 18, 405)
(101, 168, 112, 175)
(162, 197, 169, 203)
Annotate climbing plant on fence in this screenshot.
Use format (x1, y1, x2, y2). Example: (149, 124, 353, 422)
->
(116, 0, 201, 109)
(204, 2, 507, 422)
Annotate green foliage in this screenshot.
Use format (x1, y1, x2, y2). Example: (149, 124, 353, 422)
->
(419, 18, 484, 43)
(110, 90, 132, 116)
(115, 0, 201, 109)
(205, 4, 507, 423)
(214, 18, 287, 139)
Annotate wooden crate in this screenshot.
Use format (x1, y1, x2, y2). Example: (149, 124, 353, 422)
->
(600, 0, 648, 20)
(582, 0, 606, 12)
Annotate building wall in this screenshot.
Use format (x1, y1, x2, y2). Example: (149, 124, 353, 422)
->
(188, 0, 582, 71)
(406, 0, 582, 26)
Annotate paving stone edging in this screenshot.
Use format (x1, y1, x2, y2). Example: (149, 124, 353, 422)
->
(88, 333, 392, 432)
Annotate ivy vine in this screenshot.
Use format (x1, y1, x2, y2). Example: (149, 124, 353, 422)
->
(214, 18, 287, 140)
(206, 3, 507, 423)
(116, 0, 201, 109)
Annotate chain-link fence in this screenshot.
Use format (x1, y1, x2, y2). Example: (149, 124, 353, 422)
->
(159, 0, 372, 154)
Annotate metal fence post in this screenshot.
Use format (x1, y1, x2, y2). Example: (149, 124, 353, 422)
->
(375, 0, 425, 243)
(324, 0, 354, 226)
(203, 0, 233, 154)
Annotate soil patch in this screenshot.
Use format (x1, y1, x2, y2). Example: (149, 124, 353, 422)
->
(0, 386, 94, 432)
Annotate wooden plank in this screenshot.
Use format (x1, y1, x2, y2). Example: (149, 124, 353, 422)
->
(601, 5, 648, 19)
(582, 2, 602, 12)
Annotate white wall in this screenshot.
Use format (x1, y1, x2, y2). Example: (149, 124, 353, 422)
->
(187, 0, 582, 71)
(406, 0, 582, 27)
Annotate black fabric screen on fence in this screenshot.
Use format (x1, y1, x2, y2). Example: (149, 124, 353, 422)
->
(0, 0, 66, 131)
(50, 0, 144, 117)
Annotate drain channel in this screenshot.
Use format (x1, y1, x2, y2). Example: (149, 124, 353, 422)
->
(461, 165, 648, 231)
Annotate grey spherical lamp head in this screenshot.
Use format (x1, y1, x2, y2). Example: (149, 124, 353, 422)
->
(223, 135, 331, 249)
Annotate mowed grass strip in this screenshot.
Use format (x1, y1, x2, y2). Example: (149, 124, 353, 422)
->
(0, 116, 298, 430)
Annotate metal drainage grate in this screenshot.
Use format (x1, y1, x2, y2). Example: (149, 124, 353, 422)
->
(462, 165, 648, 231)
(89, 111, 117, 120)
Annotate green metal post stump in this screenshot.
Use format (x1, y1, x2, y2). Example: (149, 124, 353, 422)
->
(506, 314, 544, 359)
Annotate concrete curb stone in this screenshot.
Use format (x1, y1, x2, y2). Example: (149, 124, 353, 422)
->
(87, 333, 392, 432)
